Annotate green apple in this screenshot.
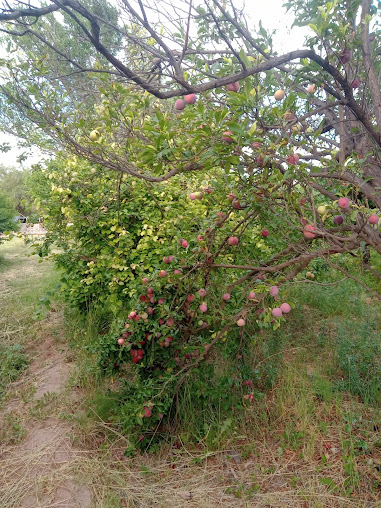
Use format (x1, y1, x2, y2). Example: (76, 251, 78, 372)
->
(89, 129, 99, 141)
(317, 205, 327, 215)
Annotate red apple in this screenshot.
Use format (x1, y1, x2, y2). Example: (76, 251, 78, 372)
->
(248, 291, 256, 299)
(144, 407, 152, 418)
(270, 286, 279, 297)
(303, 224, 317, 239)
(261, 229, 269, 237)
(227, 81, 240, 92)
(198, 288, 207, 297)
(200, 303, 208, 313)
(251, 141, 262, 149)
(237, 318, 245, 327)
(228, 236, 239, 246)
(272, 307, 283, 317)
(184, 93, 197, 104)
(338, 197, 350, 209)
(175, 99, 186, 110)
(223, 293, 231, 301)
(286, 153, 299, 165)
(280, 302, 291, 313)
(159, 270, 166, 277)
(181, 240, 188, 248)
(369, 214, 379, 224)
(222, 131, 234, 143)
(333, 215, 344, 225)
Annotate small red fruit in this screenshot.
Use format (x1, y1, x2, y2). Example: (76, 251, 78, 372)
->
(270, 286, 279, 297)
(184, 93, 197, 104)
(142, 277, 148, 285)
(144, 407, 152, 418)
(175, 99, 186, 110)
(333, 215, 344, 225)
(280, 302, 291, 313)
(159, 270, 166, 277)
(303, 224, 317, 239)
(228, 236, 239, 246)
(189, 193, 197, 200)
(181, 240, 188, 248)
(197, 235, 203, 242)
(227, 81, 240, 92)
(222, 131, 234, 143)
(261, 229, 269, 237)
(286, 153, 299, 165)
(198, 288, 207, 297)
(187, 294, 195, 302)
(237, 318, 245, 327)
(223, 293, 230, 301)
(338, 197, 350, 209)
(272, 307, 283, 318)
(368, 214, 379, 224)
(118, 338, 124, 345)
(248, 291, 256, 299)
(200, 303, 208, 313)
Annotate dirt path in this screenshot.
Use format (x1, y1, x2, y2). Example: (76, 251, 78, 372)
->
(0, 244, 92, 508)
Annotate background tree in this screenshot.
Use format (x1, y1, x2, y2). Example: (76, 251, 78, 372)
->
(0, 165, 31, 216)
(0, 191, 17, 236)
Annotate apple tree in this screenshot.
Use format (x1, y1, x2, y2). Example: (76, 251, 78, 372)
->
(0, 0, 380, 448)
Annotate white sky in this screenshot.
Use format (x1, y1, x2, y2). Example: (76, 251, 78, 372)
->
(0, 0, 307, 169)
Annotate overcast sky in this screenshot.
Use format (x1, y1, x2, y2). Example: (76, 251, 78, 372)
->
(0, 0, 307, 169)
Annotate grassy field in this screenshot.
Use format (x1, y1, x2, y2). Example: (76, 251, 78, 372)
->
(0, 238, 380, 507)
